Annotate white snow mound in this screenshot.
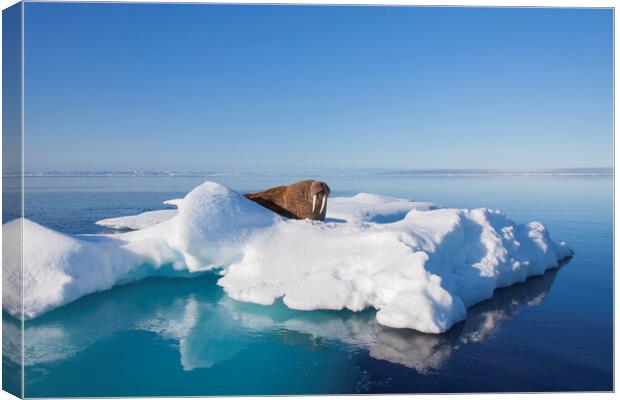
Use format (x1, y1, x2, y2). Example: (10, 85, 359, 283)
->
(2, 181, 572, 333)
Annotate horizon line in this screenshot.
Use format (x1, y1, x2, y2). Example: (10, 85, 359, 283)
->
(10, 166, 614, 178)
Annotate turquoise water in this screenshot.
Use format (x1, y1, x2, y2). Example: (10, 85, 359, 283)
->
(4, 175, 613, 395)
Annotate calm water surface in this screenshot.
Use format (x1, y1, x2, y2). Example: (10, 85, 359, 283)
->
(4, 175, 613, 395)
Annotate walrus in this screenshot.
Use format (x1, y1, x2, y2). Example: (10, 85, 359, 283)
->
(244, 180, 331, 221)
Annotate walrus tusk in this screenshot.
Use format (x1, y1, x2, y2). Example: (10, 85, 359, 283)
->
(319, 195, 327, 214)
(312, 194, 317, 213)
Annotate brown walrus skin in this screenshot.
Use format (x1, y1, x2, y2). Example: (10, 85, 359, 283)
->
(244, 180, 331, 221)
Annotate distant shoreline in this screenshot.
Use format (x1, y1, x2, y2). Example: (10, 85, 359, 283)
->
(8, 168, 614, 178)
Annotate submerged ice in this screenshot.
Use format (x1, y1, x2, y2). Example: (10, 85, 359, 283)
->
(9, 267, 561, 374)
(3, 181, 572, 334)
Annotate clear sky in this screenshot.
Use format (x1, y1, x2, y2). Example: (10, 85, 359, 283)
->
(24, 4, 613, 172)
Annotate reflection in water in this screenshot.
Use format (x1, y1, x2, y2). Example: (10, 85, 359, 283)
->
(8, 264, 562, 377)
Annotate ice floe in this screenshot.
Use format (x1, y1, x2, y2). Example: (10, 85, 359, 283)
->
(3, 181, 572, 333)
(96, 209, 178, 230)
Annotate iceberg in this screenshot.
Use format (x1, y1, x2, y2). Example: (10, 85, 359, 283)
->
(3, 181, 572, 334)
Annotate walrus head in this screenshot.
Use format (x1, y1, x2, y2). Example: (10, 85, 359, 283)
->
(310, 180, 331, 216)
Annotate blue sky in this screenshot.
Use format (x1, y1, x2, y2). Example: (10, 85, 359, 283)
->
(24, 4, 613, 172)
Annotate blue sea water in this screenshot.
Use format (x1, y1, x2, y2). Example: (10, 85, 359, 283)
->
(4, 174, 613, 396)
